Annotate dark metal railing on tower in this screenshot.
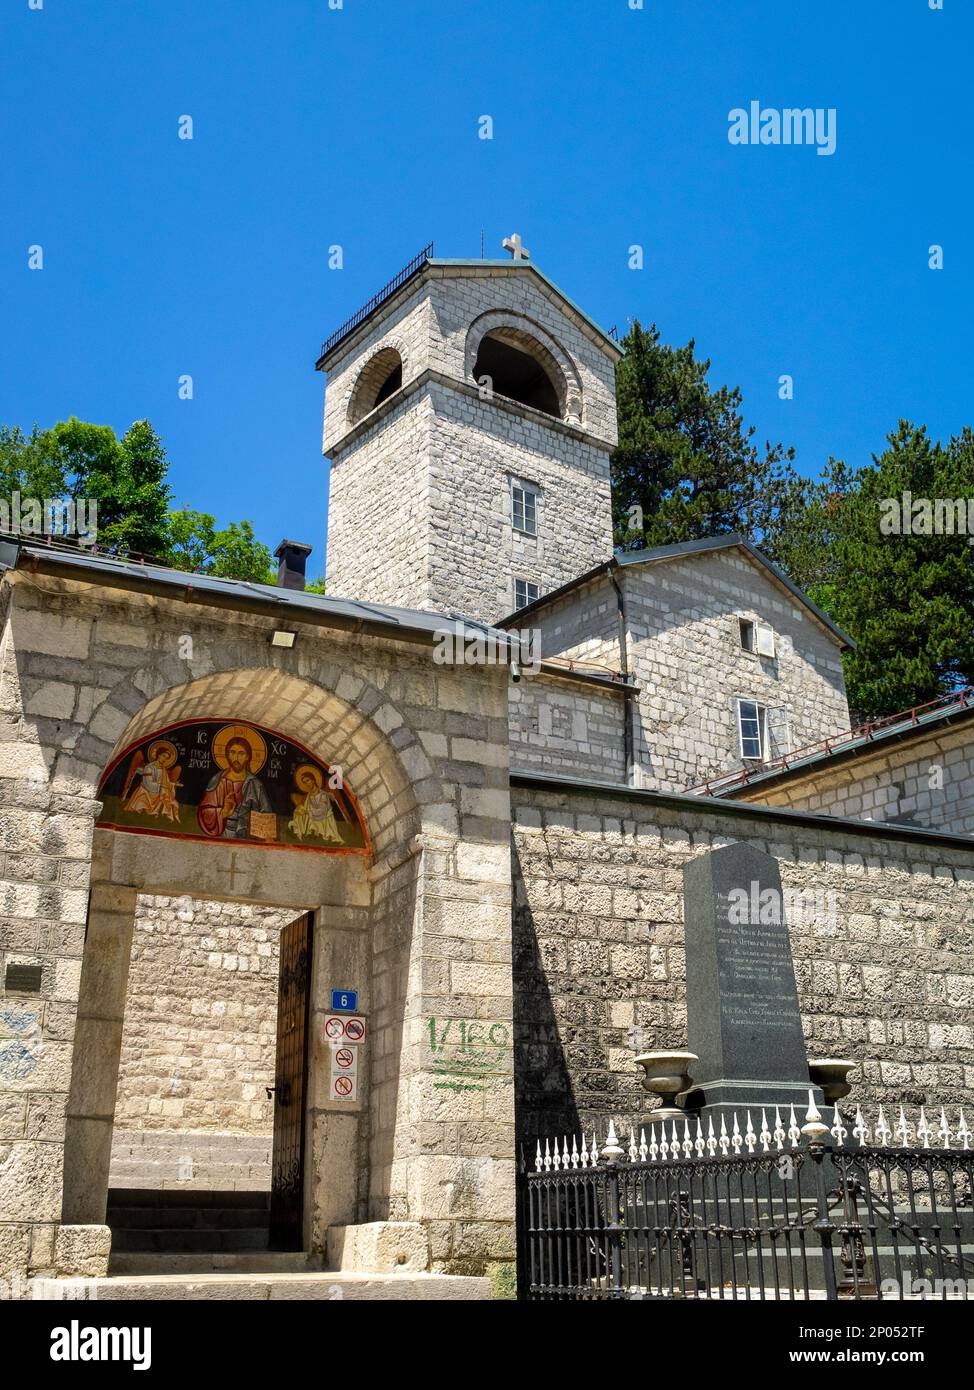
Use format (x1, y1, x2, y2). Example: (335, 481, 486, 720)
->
(317, 242, 435, 364)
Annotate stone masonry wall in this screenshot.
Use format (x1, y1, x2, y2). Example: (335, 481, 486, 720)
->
(511, 782, 974, 1145)
(426, 266, 618, 447)
(0, 563, 517, 1285)
(621, 552, 851, 791)
(737, 720, 974, 837)
(532, 551, 851, 793)
(525, 571, 624, 670)
(324, 389, 433, 608)
(426, 383, 613, 623)
(508, 672, 626, 781)
(322, 264, 618, 625)
(106, 895, 289, 1189)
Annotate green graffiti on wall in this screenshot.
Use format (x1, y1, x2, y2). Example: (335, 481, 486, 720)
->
(427, 1017, 511, 1092)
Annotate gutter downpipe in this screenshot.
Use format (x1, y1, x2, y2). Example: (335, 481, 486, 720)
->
(609, 566, 635, 785)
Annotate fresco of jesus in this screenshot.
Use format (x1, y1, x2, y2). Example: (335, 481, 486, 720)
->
(197, 733, 273, 839)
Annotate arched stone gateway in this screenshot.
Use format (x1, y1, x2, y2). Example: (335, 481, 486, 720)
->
(0, 561, 515, 1294)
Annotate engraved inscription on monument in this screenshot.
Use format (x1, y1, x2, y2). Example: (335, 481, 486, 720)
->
(714, 901, 803, 1036)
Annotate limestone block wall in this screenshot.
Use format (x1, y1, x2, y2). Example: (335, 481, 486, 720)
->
(426, 384, 613, 622)
(0, 560, 517, 1286)
(734, 721, 974, 837)
(621, 552, 850, 791)
(425, 265, 619, 446)
(324, 390, 433, 608)
(508, 672, 626, 781)
(104, 895, 289, 1189)
(321, 281, 431, 455)
(523, 572, 623, 669)
(322, 263, 618, 625)
(511, 781, 974, 1144)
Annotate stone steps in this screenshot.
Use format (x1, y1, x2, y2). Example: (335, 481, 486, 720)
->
(111, 1228, 271, 1254)
(38, 1272, 492, 1300)
(109, 1186, 271, 1209)
(108, 1251, 325, 1275)
(109, 1130, 272, 1192)
(107, 1186, 272, 1256)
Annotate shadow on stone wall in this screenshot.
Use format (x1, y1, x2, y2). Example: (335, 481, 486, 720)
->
(511, 840, 580, 1152)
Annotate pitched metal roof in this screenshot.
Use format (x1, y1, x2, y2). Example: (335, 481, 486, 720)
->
(689, 686, 974, 798)
(496, 533, 856, 651)
(0, 539, 515, 653)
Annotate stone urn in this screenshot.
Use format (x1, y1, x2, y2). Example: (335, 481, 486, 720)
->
(634, 1050, 698, 1123)
(807, 1058, 856, 1104)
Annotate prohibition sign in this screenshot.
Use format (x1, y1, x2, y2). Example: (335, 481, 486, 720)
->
(345, 1018, 365, 1042)
(334, 1075, 353, 1097)
(335, 1047, 355, 1069)
(324, 1016, 345, 1041)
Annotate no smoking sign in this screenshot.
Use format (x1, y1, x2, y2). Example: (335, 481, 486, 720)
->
(325, 1014, 365, 1102)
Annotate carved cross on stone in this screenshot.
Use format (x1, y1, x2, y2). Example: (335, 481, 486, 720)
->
(216, 851, 249, 893)
(502, 233, 530, 261)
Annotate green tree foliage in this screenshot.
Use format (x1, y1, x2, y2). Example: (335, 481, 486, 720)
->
(774, 425, 974, 718)
(612, 321, 798, 552)
(611, 323, 974, 718)
(0, 417, 274, 582)
(166, 508, 274, 583)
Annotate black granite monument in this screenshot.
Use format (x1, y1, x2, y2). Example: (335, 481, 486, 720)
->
(681, 841, 823, 1123)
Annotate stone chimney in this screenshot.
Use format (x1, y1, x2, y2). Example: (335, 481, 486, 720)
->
(274, 540, 312, 591)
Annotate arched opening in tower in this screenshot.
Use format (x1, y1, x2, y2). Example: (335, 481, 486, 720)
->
(473, 332, 562, 418)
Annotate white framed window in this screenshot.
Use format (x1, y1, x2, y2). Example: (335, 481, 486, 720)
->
(739, 617, 776, 658)
(736, 698, 768, 760)
(514, 578, 540, 611)
(512, 482, 538, 536)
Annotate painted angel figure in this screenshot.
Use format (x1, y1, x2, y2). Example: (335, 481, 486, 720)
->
(122, 741, 181, 823)
(288, 765, 344, 844)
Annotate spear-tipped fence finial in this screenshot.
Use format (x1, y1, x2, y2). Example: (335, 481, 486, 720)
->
(603, 1119, 624, 1160)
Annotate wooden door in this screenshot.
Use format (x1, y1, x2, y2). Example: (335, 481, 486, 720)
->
(268, 912, 313, 1250)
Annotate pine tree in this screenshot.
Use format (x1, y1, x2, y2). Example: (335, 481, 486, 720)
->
(777, 424, 974, 717)
(612, 321, 798, 552)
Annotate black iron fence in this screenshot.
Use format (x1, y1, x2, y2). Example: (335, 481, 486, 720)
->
(520, 1100, 974, 1300)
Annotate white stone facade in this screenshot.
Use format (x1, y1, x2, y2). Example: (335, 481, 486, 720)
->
(321, 262, 620, 623)
(115, 896, 285, 1138)
(512, 782, 974, 1137)
(508, 670, 627, 782)
(0, 562, 516, 1286)
(511, 547, 852, 792)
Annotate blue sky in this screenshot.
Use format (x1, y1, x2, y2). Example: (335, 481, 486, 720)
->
(1, 0, 969, 575)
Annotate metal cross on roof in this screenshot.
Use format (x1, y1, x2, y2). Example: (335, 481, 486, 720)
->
(502, 232, 530, 261)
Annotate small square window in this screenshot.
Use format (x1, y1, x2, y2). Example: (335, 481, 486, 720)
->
(514, 578, 540, 611)
(739, 619, 756, 652)
(512, 484, 538, 536)
(737, 699, 767, 760)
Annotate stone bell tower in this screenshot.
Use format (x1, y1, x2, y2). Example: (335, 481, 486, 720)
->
(316, 242, 621, 624)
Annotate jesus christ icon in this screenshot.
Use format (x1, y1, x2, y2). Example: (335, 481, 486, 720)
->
(197, 724, 275, 840)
